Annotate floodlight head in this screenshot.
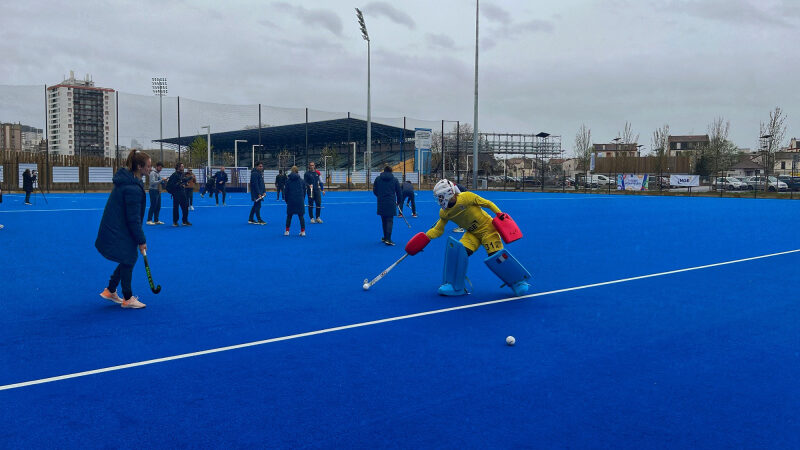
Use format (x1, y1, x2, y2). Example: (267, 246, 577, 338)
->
(760, 134, 773, 139)
(355, 8, 369, 41)
(151, 77, 167, 96)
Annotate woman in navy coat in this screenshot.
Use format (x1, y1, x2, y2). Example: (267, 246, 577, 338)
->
(373, 166, 402, 245)
(284, 166, 306, 236)
(95, 149, 150, 309)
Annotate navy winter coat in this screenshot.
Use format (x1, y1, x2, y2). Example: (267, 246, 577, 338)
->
(250, 169, 266, 200)
(373, 171, 401, 217)
(215, 171, 228, 187)
(284, 172, 305, 215)
(23, 171, 36, 192)
(275, 173, 287, 189)
(95, 168, 146, 266)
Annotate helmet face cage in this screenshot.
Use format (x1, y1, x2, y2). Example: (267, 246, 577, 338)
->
(434, 179, 459, 209)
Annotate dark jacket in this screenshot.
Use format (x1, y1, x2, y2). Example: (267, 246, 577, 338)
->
(95, 168, 146, 265)
(215, 171, 228, 186)
(373, 171, 401, 217)
(167, 171, 187, 198)
(23, 171, 36, 192)
(275, 173, 287, 188)
(303, 170, 323, 195)
(456, 183, 468, 193)
(205, 174, 216, 192)
(284, 172, 305, 215)
(250, 169, 266, 200)
(402, 181, 414, 195)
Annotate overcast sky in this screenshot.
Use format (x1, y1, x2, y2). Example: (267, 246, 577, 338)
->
(1, 0, 798, 153)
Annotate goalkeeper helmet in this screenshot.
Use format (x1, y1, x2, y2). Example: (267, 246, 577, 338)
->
(433, 179, 460, 209)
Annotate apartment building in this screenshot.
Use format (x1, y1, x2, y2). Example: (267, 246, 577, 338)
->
(47, 71, 116, 157)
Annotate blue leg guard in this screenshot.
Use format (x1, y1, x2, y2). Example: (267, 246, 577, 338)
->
(484, 249, 532, 296)
(438, 237, 469, 296)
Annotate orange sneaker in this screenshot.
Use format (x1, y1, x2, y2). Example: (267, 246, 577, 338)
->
(100, 288, 122, 305)
(121, 296, 146, 309)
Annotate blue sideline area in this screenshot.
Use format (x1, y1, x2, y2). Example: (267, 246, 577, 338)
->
(0, 190, 798, 448)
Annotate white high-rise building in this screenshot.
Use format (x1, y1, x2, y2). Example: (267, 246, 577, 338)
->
(47, 71, 116, 157)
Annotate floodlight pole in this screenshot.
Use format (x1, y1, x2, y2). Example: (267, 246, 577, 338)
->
(234, 140, 247, 168)
(201, 125, 211, 169)
(356, 8, 372, 187)
(472, 0, 479, 190)
(152, 77, 167, 163)
(252, 144, 263, 169)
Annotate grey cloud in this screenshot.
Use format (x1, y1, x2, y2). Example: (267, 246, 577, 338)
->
(363, 2, 416, 29)
(426, 33, 457, 50)
(481, 3, 511, 23)
(271, 2, 343, 36)
(508, 19, 555, 35)
(657, 0, 792, 28)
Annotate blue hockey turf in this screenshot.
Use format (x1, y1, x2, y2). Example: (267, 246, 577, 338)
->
(1, 190, 798, 448)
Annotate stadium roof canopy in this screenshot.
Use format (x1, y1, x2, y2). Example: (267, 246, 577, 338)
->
(157, 117, 413, 151)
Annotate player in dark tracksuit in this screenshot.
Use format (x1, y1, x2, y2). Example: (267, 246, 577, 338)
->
(275, 169, 287, 200)
(214, 167, 228, 205)
(168, 163, 191, 226)
(284, 166, 306, 236)
(249, 162, 266, 224)
(400, 180, 417, 217)
(304, 162, 324, 223)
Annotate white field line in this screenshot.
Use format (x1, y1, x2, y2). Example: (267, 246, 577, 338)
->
(0, 196, 608, 213)
(1, 247, 797, 392)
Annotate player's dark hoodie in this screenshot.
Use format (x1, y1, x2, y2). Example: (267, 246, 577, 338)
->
(284, 171, 305, 215)
(373, 171, 401, 217)
(95, 168, 146, 265)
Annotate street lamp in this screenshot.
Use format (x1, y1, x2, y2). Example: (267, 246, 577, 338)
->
(760, 133, 773, 192)
(636, 144, 644, 174)
(472, 0, 480, 190)
(355, 8, 372, 185)
(200, 125, 211, 169)
(251, 144, 263, 169)
(234, 139, 247, 169)
(152, 77, 167, 163)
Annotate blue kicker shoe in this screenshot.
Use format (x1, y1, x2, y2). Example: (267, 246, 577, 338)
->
(438, 283, 468, 296)
(511, 281, 530, 297)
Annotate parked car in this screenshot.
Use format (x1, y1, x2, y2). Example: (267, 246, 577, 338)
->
(742, 176, 788, 191)
(712, 176, 746, 191)
(777, 175, 800, 191)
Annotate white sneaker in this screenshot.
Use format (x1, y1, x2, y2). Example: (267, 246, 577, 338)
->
(189, 206, 195, 211)
(156, 221, 165, 225)
(0, 224, 4, 229)
(100, 288, 123, 305)
(300, 231, 306, 236)
(453, 227, 465, 233)
(316, 218, 323, 224)
(146, 221, 155, 225)
(121, 296, 146, 309)
(284, 230, 290, 236)
(310, 218, 317, 224)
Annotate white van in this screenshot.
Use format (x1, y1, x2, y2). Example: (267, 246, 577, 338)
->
(577, 174, 613, 188)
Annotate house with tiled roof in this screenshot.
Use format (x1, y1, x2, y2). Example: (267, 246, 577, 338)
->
(667, 135, 709, 157)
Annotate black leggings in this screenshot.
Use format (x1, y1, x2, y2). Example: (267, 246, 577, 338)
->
(216, 186, 226, 204)
(148, 190, 161, 221)
(308, 189, 322, 219)
(107, 263, 134, 300)
(249, 200, 262, 221)
(381, 215, 394, 240)
(25, 191, 32, 203)
(186, 188, 193, 206)
(286, 213, 306, 230)
(401, 192, 416, 215)
(277, 187, 284, 200)
(173, 194, 189, 223)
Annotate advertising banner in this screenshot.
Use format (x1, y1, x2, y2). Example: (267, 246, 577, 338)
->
(616, 174, 649, 191)
(669, 174, 700, 187)
(414, 128, 432, 176)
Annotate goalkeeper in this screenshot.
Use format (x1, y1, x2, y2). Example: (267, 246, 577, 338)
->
(405, 179, 531, 297)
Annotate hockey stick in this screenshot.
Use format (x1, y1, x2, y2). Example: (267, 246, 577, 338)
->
(363, 253, 408, 290)
(142, 250, 161, 294)
(397, 204, 411, 228)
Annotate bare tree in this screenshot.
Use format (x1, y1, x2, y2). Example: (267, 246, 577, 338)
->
(619, 121, 640, 145)
(574, 124, 592, 176)
(759, 106, 788, 180)
(705, 116, 738, 175)
(651, 124, 670, 175)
